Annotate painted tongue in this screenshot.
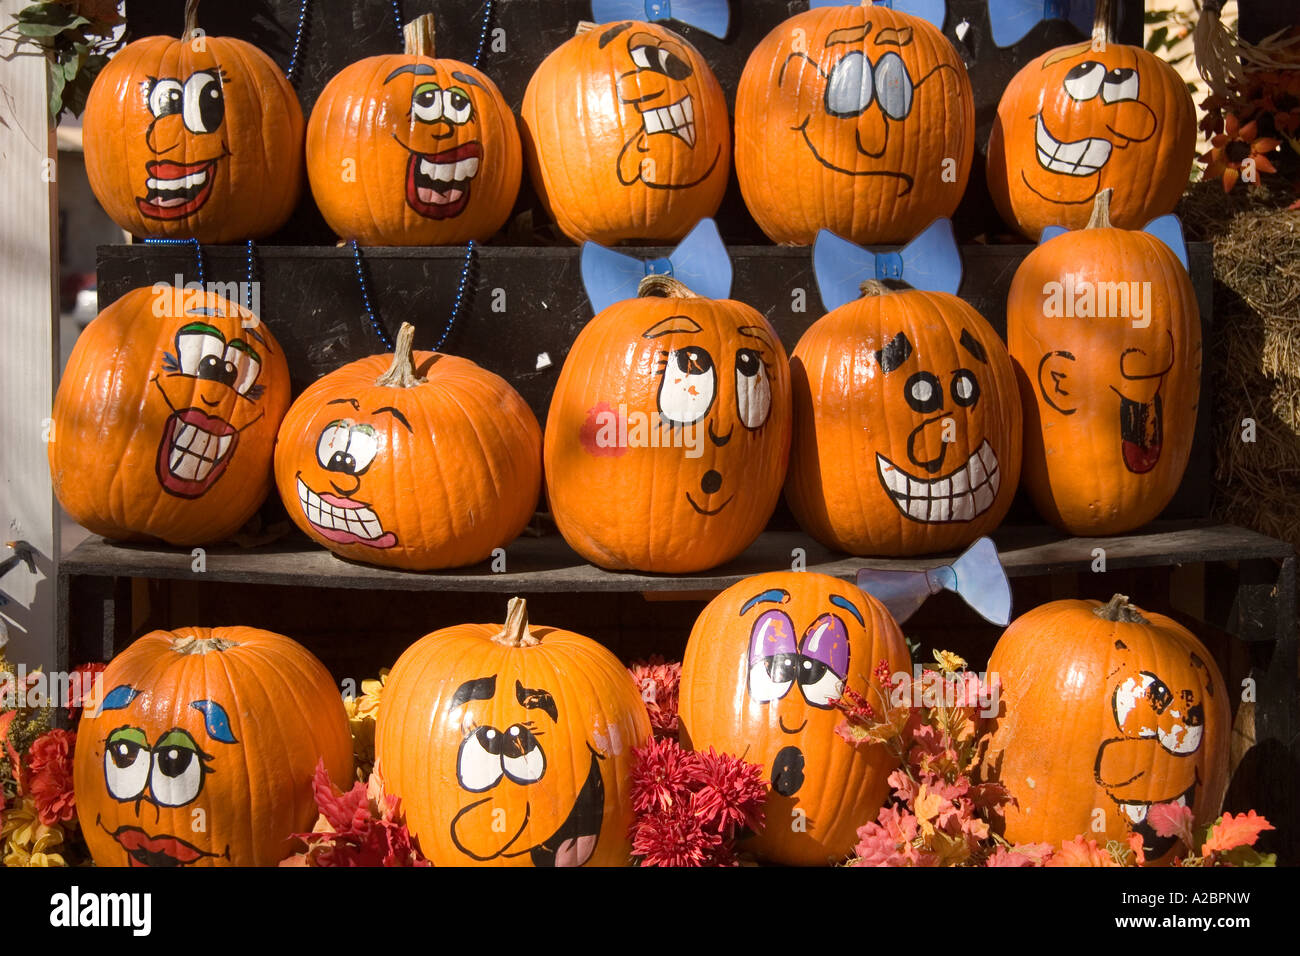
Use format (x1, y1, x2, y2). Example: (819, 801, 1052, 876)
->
(554, 833, 598, 867)
(417, 186, 464, 205)
(1119, 393, 1162, 474)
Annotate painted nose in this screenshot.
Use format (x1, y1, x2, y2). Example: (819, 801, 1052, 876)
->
(701, 470, 722, 494)
(1106, 99, 1157, 143)
(906, 415, 950, 473)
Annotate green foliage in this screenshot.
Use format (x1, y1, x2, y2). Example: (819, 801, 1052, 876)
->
(5, 1, 124, 121)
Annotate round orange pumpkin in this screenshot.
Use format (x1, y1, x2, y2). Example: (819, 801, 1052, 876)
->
(544, 276, 792, 572)
(735, 2, 974, 245)
(82, 0, 304, 242)
(306, 15, 522, 245)
(1007, 191, 1200, 535)
(983, 594, 1230, 864)
(985, 1, 1195, 239)
(74, 626, 353, 867)
(785, 282, 1022, 556)
(273, 323, 541, 570)
(49, 286, 290, 545)
(520, 20, 730, 244)
(375, 597, 652, 866)
(679, 572, 909, 865)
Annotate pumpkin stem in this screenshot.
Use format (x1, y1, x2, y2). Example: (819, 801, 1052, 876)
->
(492, 597, 541, 647)
(1085, 188, 1114, 229)
(859, 279, 889, 297)
(637, 275, 697, 299)
(374, 322, 426, 388)
(404, 13, 436, 57)
(575, 21, 596, 35)
(172, 634, 239, 654)
(1094, 593, 1149, 624)
(183, 0, 200, 39)
(1091, 0, 1114, 46)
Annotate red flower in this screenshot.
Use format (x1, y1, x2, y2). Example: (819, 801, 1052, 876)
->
(627, 657, 681, 738)
(27, 729, 77, 825)
(630, 803, 724, 867)
(65, 663, 106, 719)
(685, 747, 767, 836)
(629, 735, 693, 814)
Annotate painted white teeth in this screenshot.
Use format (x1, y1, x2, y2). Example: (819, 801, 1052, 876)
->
(876, 440, 1001, 524)
(1035, 115, 1112, 176)
(1122, 802, 1149, 825)
(147, 170, 208, 191)
(295, 477, 387, 540)
(644, 95, 696, 146)
(167, 418, 234, 483)
(418, 156, 480, 183)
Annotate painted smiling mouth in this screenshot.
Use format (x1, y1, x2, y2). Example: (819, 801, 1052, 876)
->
(1115, 781, 1196, 859)
(105, 821, 218, 868)
(405, 141, 482, 219)
(1117, 390, 1163, 474)
(137, 158, 220, 220)
(1034, 114, 1112, 176)
(296, 476, 397, 549)
(641, 94, 696, 147)
(155, 409, 237, 498)
(521, 748, 605, 867)
(877, 440, 1000, 523)
(686, 492, 734, 516)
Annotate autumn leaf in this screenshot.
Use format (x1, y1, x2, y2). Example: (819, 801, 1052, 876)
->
(1046, 836, 1119, 867)
(1148, 802, 1195, 848)
(1201, 811, 1275, 855)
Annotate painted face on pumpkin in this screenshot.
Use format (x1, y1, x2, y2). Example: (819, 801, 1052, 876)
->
(447, 674, 605, 867)
(135, 68, 231, 221)
(742, 586, 858, 798)
(93, 684, 236, 867)
(152, 305, 273, 499)
(1094, 642, 1215, 857)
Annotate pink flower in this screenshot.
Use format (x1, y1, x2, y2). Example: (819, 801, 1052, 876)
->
(684, 747, 766, 836)
(27, 729, 76, 825)
(629, 735, 695, 815)
(631, 803, 724, 867)
(627, 657, 681, 738)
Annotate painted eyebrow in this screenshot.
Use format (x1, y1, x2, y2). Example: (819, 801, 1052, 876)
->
(450, 70, 485, 90)
(101, 684, 139, 711)
(178, 321, 224, 337)
(959, 329, 988, 364)
(741, 588, 790, 615)
(451, 675, 496, 709)
(244, 325, 270, 351)
(876, 331, 914, 373)
(384, 63, 437, 84)
(515, 680, 558, 722)
(190, 700, 238, 744)
(643, 315, 704, 339)
(737, 326, 774, 347)
(874, 26, 913, 47)
(826, 22, 871, 46)
(372, 406, 412, 431)
(1043, 41, 1092, 68)
(599, 22, 632, 48)
(829, 594, 866, 627)
(327, 397, 361, 410)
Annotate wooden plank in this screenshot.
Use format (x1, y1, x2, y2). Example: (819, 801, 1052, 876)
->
(0, 0, 59, 668)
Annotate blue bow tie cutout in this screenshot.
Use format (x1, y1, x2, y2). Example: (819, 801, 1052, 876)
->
(1040, 213, 1190, 271)
(810, 0, 946, 30)
(988, 0, 1095, 48)
(813, 218, 962, 312)
(856, 536, 1012, 626)
(581, 218, 732, 313)
(591, 0, 729, 37)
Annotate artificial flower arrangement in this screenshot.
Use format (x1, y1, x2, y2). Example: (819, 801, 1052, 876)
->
(1199, 65, 1300, 196)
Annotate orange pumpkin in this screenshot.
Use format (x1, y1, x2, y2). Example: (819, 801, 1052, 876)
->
(985, 1, 1195, 239)
(273, 323, 541, 570)
(74, 626, 353, 867)
(983, 595, 1230, 864)
(49, 286, 290, 545)
(82, 0, 304, 242)
(734, 2, 974, 246)
(306, 15, 522, 245)
(544, 276, 791, 572)
(785, 282, 1022, 556)
(520, 20, 730, 244)
(1007, 191, 1200, 535)
(679, 572, 909, 865)
(375, 597, 651, 866)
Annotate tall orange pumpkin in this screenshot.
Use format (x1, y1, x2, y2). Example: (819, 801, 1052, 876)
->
(273, 323, 542, 570)
(544, 276, 792, 572)
(1007, 191, 1200, 535)
(74, 626, 353, 867)
(679, 572, 909, 865)
(49, 286, 290, 545)
(520, 20, 730, 244)
(785, 282, 1022, 556)
(735, 2, 974, 245)
(985, 0, 1195, 239)
(983, 595, 1231, 864)
(82, 0, 304, 243)
(306, 15, 522, 245)
(376, 597, 651, 866)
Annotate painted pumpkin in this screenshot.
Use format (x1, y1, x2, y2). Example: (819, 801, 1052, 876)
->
(735, 2, 974, 246)
(785, 282, 1022, 556)
(985, 3, 1195, 239)
(679, 572, 909, 865)
(306, 14, 522, 245)
(983, 595, 1230, 864)
(1007, 191, 1201, 535)
(376, 597, 652, 866)
(49, 286, 290, 545)
(273, 323, 541, 570)
(82, 0, 304, 242)
(544, 276, 792, 572)
(74, 626, 353, 867)
(521, 20, 730, 244)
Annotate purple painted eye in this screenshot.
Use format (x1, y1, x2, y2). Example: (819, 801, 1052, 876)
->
(797, 614, 849, 709)
(748, 610, 798, 703)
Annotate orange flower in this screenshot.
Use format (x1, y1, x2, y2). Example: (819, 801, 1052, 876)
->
(1202, 114, 1282, 192)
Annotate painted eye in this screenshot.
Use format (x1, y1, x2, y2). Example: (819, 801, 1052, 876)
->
(658, 347, 716, 425)
(175, 325, 228, 379)
(873, 52, 913, 120)
(150, 730, 204, 807)
(182, 71, 224, 134)
(1101, 67, 1140, 104)
(799, 613, 851, 686)
(825, 51, 873, 118)
(1159, 702, 1204, 755)
(443, 87, 472, 124)
(412, 83, 443, 123)
(905, 370, 943, 414)
(1063, 61, 1106, 100)
(1113, 673, 1160, 736)
(457, 726, 505, 792)
(750, 652, 799, 703)
(797, 657, 846, 709)
(316, 421, 352, 470)
(500, 724, 546, 785)
(631, 45, 655, 70)
(224, 344, 261, 397)
(734, 349, 771, 429)
(630, 44, 691, 79)
(950, 369, 980, 408)
(147, 78, 183, 118)
(104, 728, 150, 801)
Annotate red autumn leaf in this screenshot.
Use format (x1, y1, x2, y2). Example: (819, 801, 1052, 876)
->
(1148, 801, 1196, 847)
(1201, 811, 1275, 854)
(1046, 836, 1119, 867)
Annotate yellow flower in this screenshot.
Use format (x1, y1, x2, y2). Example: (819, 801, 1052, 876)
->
(933, 650, 967, 674)
(354, 669, 388, 721)
(1, 796, 68, 867)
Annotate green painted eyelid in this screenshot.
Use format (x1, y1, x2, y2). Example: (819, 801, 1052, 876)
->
(352, 423, 378, 437)
(156, 729, 199, 751)
(227, 339, 262, 364)
(414, 81, 441, 95)
(107, 727, 148, 746)
(178, 322, 224, 339)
